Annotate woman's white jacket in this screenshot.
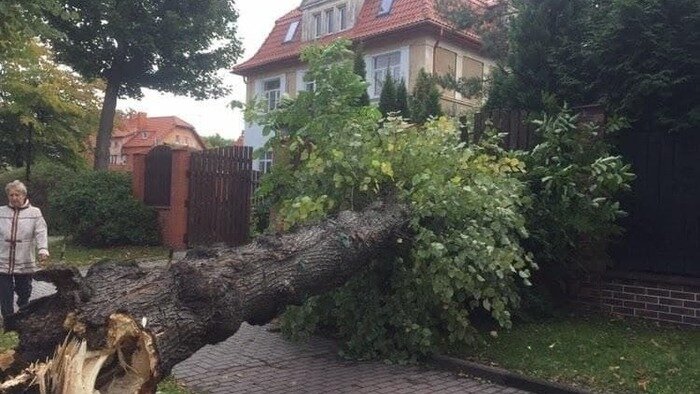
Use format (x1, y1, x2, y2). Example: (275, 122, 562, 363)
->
(0, 201, 48, 274)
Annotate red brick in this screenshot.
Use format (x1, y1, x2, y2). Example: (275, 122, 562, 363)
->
(623, 286, 646, 294)
(670, 291, 695, 301)
(658, 313, 683, 323)
(647, 304, 670, 313)
(683, 300, 700, 309)
(646, 288, 670, 297)
(636, 295, 659, 304)
(669, 307, 694, 316)
(634, 309, 659, 319)
(613, 291, 635, 300)
(623, 300, 646, 309)
(660, 298, 684, 306)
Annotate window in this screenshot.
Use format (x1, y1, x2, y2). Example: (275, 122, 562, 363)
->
(122, 155, 127, 164)
(259, 151, 274, 174)
(325, 9, 334, 34)
(175, 135, 180, 143)
(313, 13, 322, 37)
(263, 78, 281, 111)
(379, 0, 394, 15)
(373, 51, 401, 96)
(110, 155, 117, 165)
(141, 131, 148, 139)
(338, 5, 347, 30)
(297, 70, 315, 92)
(284, 20, 299, 43)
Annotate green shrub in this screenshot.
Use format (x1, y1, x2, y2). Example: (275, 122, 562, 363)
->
(518, 107, 634, 303)
(0, 161, 83, 235)
(49, 171, 160, 247)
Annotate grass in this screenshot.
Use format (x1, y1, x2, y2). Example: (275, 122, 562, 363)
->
(465, 314, 700, 393)
(48, 239, 169, 267)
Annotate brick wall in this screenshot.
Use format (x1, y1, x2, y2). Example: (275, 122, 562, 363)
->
(573, 271, 700, 327)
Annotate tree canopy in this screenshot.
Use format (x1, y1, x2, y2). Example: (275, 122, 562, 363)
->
(0, 42, 101, 175)
(44, 0, 243, 169)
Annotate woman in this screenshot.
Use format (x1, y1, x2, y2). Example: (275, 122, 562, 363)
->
(0, 180, 49, 320)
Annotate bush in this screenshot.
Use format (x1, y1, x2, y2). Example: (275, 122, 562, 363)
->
(518, 107, 634, 305)
(0, 161, 83, 235)
(49, 171, 160, 247)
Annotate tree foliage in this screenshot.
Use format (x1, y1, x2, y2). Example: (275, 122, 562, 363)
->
(352, 47, 371, 106)
(408, 69, 443, 125)
(377, 73, 397, 118)
(202, 133, 233, 148)
(438, 0, 699, 133)
(254, 41, 533, 360)
(0, 43, 101, 173)
(44, 0, 243, 169)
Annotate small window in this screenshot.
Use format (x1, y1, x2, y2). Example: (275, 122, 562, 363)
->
(325, 9, 334, 34)
(284, 20, 299, 43)
(141, 131, 148, 139)
(259, 150, 274, 174)
(263, 78, 281, 111)
(122, 155, 127, 164)
(373, 51, 402, 96)
(313, 13, 322, 37)
(175, 135, 180, 143)
(379, 0, 394, 15)
(338, 5, 347, 30)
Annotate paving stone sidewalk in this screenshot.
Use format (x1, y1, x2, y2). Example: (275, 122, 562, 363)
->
(27, 272, 532, 394)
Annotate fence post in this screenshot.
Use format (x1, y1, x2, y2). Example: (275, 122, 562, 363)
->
(163, 148, 191, 250)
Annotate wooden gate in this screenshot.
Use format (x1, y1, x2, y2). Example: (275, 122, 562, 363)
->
(187, 146, 253, 247)
(144, 145, 172, 206)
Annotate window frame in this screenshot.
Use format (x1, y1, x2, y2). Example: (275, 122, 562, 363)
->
(284, 20, 299, 43)
(371, 50, 403, 97)
(338, 4, 348, 31)
(325, 8, 334, 34)
(313, 12, 322, 38)
(378, 0, 394, 15)
(262, 77, 282, 112)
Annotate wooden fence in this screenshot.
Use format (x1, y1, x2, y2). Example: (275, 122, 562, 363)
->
(615, 131, 700, 276)
(471, 108, 699, 277)
(471, 109, 538, 150)
(187, 146, 254, 247)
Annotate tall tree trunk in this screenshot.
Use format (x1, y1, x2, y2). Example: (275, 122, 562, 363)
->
(93, 79, 120, 171)
(0, 203, 410, 393)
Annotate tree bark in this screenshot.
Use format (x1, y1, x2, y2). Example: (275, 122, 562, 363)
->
(93, 78, 120, 171)
(0, 203, 409, 393)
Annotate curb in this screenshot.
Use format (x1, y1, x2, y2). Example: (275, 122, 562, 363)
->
(431, 355, 591, 394)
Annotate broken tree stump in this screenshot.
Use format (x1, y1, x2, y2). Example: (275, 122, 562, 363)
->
(0, 203, 410, 393)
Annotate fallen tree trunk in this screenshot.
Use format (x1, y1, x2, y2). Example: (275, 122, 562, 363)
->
(0, 203, 409, 393)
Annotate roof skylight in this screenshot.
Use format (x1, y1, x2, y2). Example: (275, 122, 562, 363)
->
(378, 0, 394, 15)
(284, 20, 299, 42)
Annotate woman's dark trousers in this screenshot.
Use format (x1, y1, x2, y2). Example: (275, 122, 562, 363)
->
(0, 273, 32, 318)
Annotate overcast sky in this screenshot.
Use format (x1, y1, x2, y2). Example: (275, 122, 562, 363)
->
(117, 0, 300, 140)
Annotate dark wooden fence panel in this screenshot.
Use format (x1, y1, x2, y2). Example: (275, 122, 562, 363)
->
(472, 109, 537, 150)
(187, 146, 253, 247)
(616, 131, 700, 276)
(144, 145, 172, 206)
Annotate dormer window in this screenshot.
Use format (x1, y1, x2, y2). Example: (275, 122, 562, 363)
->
(284, 20, 299, 43)
(378, 0, 394, 15)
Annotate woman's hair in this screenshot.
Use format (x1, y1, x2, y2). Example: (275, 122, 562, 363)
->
(5, 180, 27, 196)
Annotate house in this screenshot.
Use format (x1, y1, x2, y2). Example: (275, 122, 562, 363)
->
(108, 112, 206, 171)
(232, 0, 496, 171)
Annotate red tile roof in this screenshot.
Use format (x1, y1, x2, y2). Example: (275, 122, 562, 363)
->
(116, 114, 205, 150)
(233, 0, 487, 76)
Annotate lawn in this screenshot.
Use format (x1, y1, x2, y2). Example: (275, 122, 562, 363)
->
(48, 239, 169, 267)
(466, 314, 700, 394)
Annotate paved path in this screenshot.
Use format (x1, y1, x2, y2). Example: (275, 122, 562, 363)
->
(26, 271, 531, 394)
